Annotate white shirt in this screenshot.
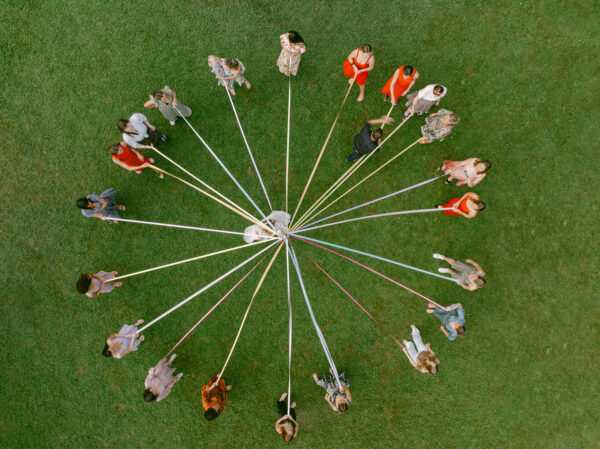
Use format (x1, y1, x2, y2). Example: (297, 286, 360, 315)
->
(416, 84, 447, 102)
(122, 113, 149, 148)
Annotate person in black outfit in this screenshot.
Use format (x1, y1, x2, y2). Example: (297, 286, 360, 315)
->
(346, 116, 395, 162)
(275, 392, 299, 442)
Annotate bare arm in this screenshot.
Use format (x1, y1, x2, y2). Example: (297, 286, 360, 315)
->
(144, 99, 156, 108)
(171, 89, 178, 106)
(143, 120, 156, 131)
(222, 66, 242, 80)
(388, 69, 400, 103)
(465, 259, 484, 273)
(440, 325, 449, 336)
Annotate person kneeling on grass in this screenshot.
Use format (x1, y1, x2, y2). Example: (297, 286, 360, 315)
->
(427, 303, 466, 341)
(275, 392, 299, 442)
(143, 354, 183, 402)
(312, 368, 352, 413)
(201, 376, 231, 421)
(76, 271, 122, 298)
(103, 319, 144, 359)
(400, 325, 440, 374)
(433, 253, 486, 290)
(345, 116, 395, 162)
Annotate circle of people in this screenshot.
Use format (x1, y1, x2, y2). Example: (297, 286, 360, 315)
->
(74, 31, 491, 442)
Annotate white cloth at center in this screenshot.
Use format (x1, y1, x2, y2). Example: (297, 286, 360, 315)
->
(416, 84, 447, 102)
(243, 211, 290, 243)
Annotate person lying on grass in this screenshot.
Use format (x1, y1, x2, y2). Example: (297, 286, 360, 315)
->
(427, 302, 466, 340)
(103, 319, 144, 359)
(312, 368, 352, 413)
(76, 271, 121, 297)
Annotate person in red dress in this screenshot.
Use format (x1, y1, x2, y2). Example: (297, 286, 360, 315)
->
(343, 44, 375, 102)
(110, 142, 163, 178)
(438, 192, 485, 218)
(381, 65, 419, 105)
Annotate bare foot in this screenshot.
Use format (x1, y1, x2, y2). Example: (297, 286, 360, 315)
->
(110, 270, 118, 275)
(114, 281, 123, 287)
(410, 324, 416, 330)
(244, 80, 251, 89)
(356, 94, 364, 102)
(312, 373, 319, 383)
(279, 392, 287, 401)
(158, 172, 164, 179)
(139, 335, 145, 342)
(426, 308, 434, 313)
(116, 205, 126, 211)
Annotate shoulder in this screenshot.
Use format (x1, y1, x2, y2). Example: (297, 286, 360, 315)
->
(130, 112, 147, 122)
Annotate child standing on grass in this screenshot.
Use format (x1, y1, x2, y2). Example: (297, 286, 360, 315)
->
(400, 325, 440, 374)
(427, 303, 466, 340)
(76, 271, 122, 297)
(103, 320, 144, 359)
(208, 55, 250, 95)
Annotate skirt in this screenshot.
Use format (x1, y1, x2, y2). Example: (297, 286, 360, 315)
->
(405, 92, 436, 115)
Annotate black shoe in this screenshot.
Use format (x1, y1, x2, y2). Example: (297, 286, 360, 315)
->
(435, 204, 441, 208)
(445, 179, 451, 184)
(160, 134, 169, 142)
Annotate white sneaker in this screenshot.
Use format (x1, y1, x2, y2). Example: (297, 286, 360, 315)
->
(432, 253, 444, 260)
(438, 268, 451, 274)
(169, 120, 176, 126)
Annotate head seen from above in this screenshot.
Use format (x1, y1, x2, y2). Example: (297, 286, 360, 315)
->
(76, 198, 93, 210)
(225, 58, 240, 70)
(109, 144, 122, 155)
(75, 274, 91, 293)
(476, 160, 492, 173)
(434, 85, 445, 95)
(371, 128, 383, 140)
(361, 44, 372, 53)
(287, 30, 304, 44)
(143, 389, 157, 402)
(403, 65, 414, 76)
(204, 407, 219, 421)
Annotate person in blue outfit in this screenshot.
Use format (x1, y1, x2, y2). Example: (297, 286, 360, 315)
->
(427, 302, 465, 341)
(345, 116, 394, 162)
(77, 188, 125, 223)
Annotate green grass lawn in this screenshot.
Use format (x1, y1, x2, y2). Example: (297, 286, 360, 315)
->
(2, 1, 599, 447)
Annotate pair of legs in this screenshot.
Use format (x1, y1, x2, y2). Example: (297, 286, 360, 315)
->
(433, 253, 458, 275)
(278, 392, 296, 409)
(402, 325, 427, 361)
(349, 77, 366, 102)
(225, 77, 251, 95)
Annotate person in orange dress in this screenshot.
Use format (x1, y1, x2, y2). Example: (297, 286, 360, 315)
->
(110, 142, 163, 178)
(343, 44, 375, 102)
(381, 65, 419, 105)
(438, 192, 485, 218)
(201, 376, 232, 421)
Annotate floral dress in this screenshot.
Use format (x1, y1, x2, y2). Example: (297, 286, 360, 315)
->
(277, 33, 306, 76)
(421, 109, 457, 142)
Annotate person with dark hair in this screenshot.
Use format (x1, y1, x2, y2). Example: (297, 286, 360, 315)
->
(312, 368, 351, 413)
(418, 109, 460, 144)
(439, 158, 491, 187)
(345, 116, 394, 162)
(104, 319, 145, 359)
(77, 188, 125, 223)
(143, 85, 191, 126)
(143, 354, 183, 402)
(343, 44, 375, 102)
(433, 254, 486, 290)
(110, 142, 163, 178)
(404, 83, 447, 118)
(76, 271, 122, 297)
(382, 65, 419, 105)
(427, 302, 466, 340)
(277, 31, 306, 76)
(275, 392, 299, 442)
(117, 113, 167, 150)
(201, 376, 231, 420)
(400, 325, 440, 374)
(438, 192, 485, 219)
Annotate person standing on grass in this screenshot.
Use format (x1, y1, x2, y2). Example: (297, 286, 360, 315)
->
(103, 319, 144, 359)
(439, 158, 491, 187)
(404, 84, 447, 118)
(345, 116, 394, 162)
(437, 192, 485, 219)
(382, 65, 419, 105)
(77, 188, 125, 223)
(400, 325, 440, 374)
(343, 44, 375, 102)
(207, 56, 250, 94)
(143, 354, 183, 402)
(312, 368, 352, 413)
(76, 271, 122, 297)
(110, 142, 163, 178)
(117, 113, 167, 150)
(143, 85, 192, 126)
(201, 376, 232, 421)
(418, 109, 459, 144)
(427, 302, 466, 340)
(277, 31, 306, 77)
(275, 392, 299, 442)
(433, 253, 486, 290)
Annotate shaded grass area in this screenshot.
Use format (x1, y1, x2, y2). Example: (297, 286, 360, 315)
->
(1, 0, 599, 447)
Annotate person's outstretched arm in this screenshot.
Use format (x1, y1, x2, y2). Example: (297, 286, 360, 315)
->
(465, 259, 484, 274)
(144, 99, 156, 108)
